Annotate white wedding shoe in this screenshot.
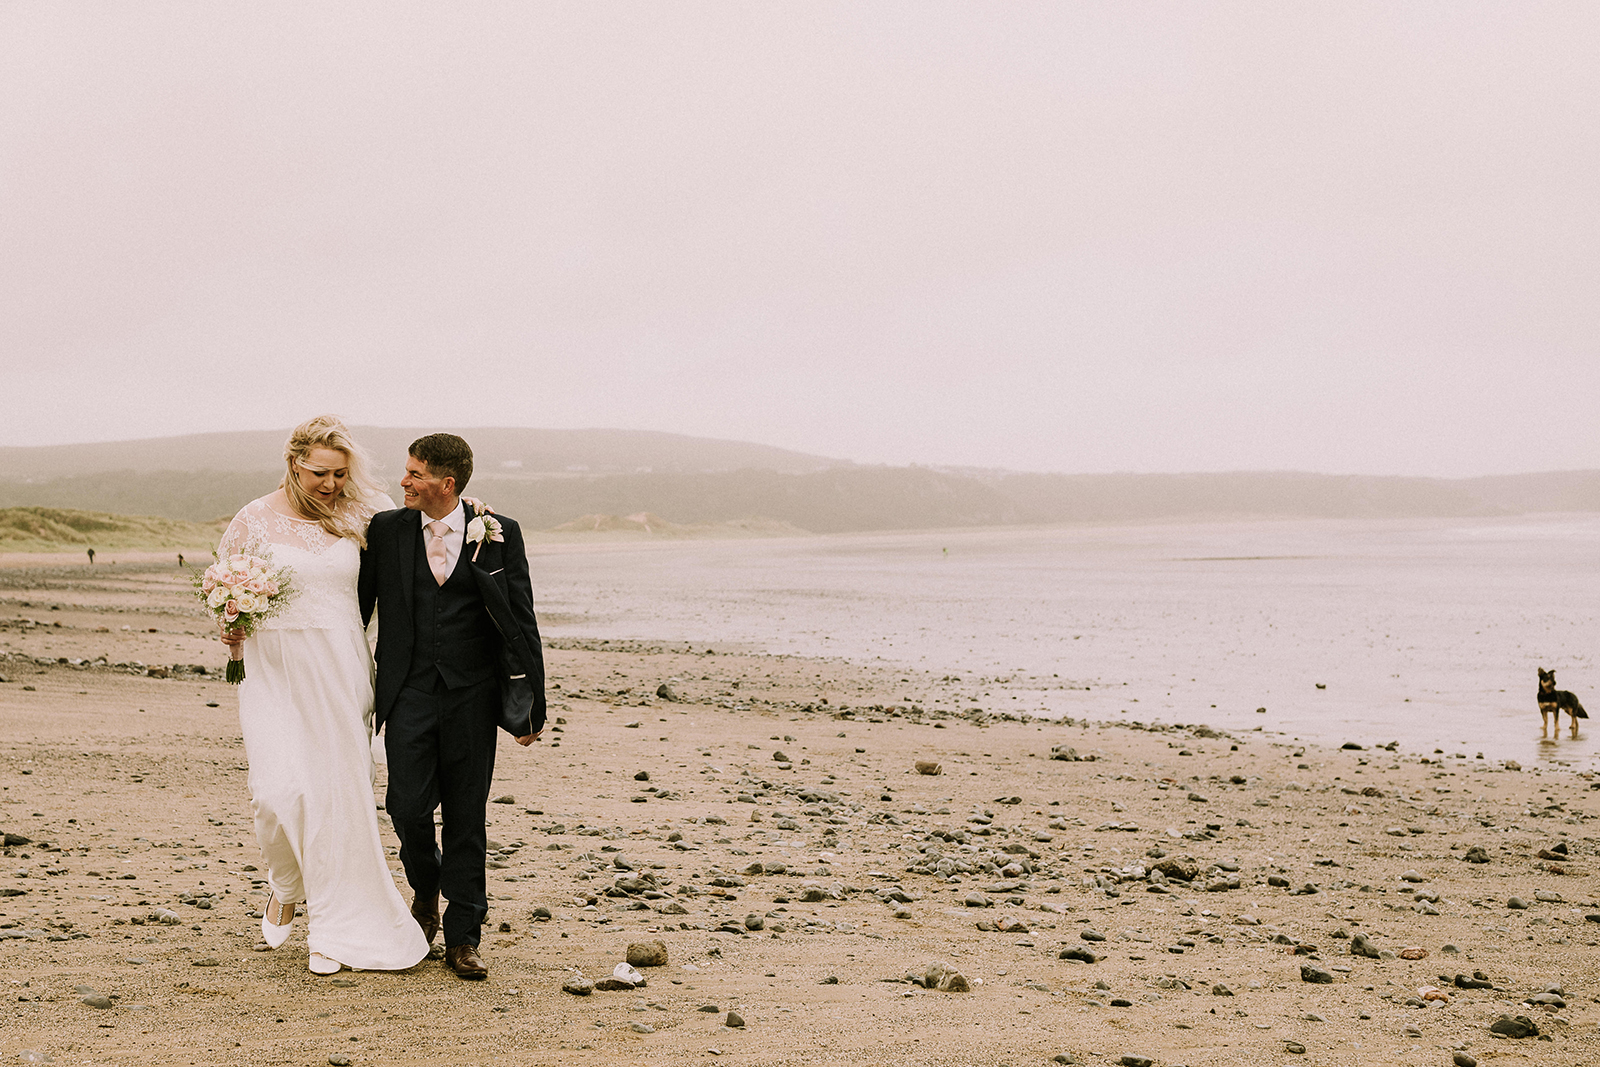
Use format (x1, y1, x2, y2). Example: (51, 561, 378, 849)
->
(309, 953, 343, 975)
(261, 896, 294, 949)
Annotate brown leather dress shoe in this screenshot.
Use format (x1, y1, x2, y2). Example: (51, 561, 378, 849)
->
(411, 891, 440, 945)
(445, 943, 487, 979)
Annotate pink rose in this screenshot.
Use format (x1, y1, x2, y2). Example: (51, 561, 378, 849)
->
(265, 580, 280, 595)
(224, 599, 239, 618)
(245, 578, 267, 594)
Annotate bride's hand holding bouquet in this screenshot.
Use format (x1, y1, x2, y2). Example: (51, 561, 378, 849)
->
(194, 552, 295, 683)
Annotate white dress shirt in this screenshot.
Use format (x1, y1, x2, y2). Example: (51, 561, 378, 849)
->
(425, 499, 467, 576)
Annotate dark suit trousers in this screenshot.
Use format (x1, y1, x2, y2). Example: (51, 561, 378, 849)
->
(384, 674, 499, 948)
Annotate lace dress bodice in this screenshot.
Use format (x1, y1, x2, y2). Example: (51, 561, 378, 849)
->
(219, 496, 390, 632)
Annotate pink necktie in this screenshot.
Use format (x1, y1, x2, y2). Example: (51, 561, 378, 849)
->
(426, 521, 450, 585)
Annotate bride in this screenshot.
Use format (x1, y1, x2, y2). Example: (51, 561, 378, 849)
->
(218, 415, 427, 976)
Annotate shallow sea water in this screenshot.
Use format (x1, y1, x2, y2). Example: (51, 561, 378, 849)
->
(530, 514, 1600, 768)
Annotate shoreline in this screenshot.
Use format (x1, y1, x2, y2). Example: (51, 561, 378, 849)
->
(541, 629, 1600, 772)
(3, 549, 1595, 771)
(518, 515, 1600, 773)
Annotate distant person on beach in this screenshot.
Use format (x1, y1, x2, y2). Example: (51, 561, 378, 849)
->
(86, 548, 95, 564)
(177, 553, 184, 567)
(359, 432, 546, 981)
(218, 415, 427, 977)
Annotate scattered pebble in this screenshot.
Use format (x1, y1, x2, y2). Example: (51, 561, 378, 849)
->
(925, 962, 971, 992)
(596, 962, 647, 991)
(1489, 1015, 1539, 1039)
(626, 940, 668, 967)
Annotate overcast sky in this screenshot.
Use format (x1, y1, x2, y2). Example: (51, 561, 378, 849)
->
(3, 3, 1596, 476)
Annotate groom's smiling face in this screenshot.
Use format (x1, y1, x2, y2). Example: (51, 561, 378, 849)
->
(401, 456, 457, 519)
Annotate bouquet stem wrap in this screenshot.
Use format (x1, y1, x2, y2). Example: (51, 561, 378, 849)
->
(226, 643, 246, 684)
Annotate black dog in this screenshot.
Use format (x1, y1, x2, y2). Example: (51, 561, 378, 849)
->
(1538, 668, 1587, 739)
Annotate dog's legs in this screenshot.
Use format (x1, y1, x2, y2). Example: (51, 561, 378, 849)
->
(1572, 708, 1581, 739)
(1540, 707, 1551, 737)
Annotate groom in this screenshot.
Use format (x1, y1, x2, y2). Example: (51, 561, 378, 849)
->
(359, 433, 545, 980)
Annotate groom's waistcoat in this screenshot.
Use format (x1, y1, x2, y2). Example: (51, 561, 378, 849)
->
(404, 530, 499, 691)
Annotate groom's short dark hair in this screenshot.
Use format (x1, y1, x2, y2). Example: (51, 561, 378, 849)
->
(410, 433, 474, 493)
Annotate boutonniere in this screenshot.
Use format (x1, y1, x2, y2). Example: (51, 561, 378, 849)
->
(463, 499, 504, 562)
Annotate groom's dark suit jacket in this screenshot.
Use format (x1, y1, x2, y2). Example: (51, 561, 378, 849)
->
(358, 506, 546, 738)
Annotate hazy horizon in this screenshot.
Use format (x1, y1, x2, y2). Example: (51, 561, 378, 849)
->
(5, 424, 1600, 481)
(6, 426, 1598, 533)
(5, 4, 1598, 477)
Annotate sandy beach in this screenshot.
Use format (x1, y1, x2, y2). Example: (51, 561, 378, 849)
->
(2, 559, 1597, 1067)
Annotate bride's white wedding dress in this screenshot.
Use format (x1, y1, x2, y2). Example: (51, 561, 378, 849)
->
(220, 497, 427, 970)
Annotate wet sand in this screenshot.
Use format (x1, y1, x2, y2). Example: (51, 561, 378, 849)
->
(1, 560, 1597, 1067)
(523, 515, 1600, 770)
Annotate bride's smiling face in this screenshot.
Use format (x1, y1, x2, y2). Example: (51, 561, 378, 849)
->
(294, 447, 350, 506)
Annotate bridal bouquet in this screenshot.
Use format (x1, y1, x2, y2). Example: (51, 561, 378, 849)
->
(192, 552, 295, 683)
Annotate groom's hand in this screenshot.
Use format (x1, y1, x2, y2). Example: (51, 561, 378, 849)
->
(515, 729, 542, 747)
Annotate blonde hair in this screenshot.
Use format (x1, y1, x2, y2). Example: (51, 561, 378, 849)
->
(281, 415, 386, 547)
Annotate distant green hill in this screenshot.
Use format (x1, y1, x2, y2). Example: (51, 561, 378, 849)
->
(0, 507, 224, 553)
(0, 470, 279, 524)
(0, 429, 1597, 533)
(0, 427, 847, 479)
